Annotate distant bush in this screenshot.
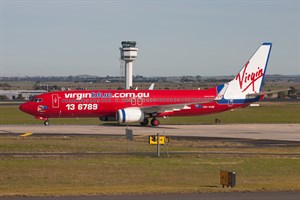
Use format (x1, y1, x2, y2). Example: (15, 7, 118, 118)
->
(0, 83, 12, 89)
(0, 95, 9, 100)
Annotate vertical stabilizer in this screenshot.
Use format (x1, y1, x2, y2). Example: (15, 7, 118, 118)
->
(224, 43, 272, 100)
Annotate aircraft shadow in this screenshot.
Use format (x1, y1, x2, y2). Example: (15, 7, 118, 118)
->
(100, 123, 177, 129)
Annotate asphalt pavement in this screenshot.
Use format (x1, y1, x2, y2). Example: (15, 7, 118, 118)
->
(2, 192, 300, 200)
(0, 124, 300, 141)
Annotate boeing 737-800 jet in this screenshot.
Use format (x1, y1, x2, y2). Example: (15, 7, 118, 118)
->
(20, 43, 272, 126)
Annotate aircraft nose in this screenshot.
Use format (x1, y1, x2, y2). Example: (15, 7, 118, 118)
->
(19, 102, 32, 114)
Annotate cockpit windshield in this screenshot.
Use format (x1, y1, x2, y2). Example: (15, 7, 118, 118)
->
(31, 98, 43, 102)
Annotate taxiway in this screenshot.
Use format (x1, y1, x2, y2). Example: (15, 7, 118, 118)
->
(0, 124, 299, 141)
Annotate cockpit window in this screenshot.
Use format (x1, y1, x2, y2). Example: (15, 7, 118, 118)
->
(33, 98, 43, 102)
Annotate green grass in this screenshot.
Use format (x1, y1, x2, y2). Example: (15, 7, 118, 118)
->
(0, 102, 299, 125)
(1, 156, 300, 196)
(0, 135, 300, 196)
(1, 136, 300, 154)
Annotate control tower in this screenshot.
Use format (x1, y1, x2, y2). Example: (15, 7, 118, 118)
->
(120, 41, 138, 89)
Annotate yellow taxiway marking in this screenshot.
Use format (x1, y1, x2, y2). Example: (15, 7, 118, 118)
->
(20, 132, 33, 137)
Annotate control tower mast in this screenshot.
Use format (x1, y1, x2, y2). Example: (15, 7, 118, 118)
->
(119, 41, 138, 90)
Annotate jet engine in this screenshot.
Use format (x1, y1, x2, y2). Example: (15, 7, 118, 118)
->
(116, 107, 145, 123)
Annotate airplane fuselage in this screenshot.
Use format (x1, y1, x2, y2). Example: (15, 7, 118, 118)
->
(19, 88, 252, 123)
(19, 43, 272, 126)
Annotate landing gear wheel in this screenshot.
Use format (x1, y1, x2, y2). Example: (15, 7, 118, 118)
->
(44, 120, 50, 126)
(151, 118, 160, 126)
(140, 118, 149, 126)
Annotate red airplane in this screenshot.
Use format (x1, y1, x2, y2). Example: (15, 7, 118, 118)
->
(20, 43, 272, 126)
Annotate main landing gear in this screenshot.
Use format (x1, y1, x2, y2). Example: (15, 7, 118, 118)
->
(140, 118, 160, 127)
(151, 118, 160, 126)
(140, 118, 149, 126)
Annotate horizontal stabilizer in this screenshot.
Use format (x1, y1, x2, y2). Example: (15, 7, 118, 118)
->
(246, 88, 291, 98)
(214, 83, 229, 101)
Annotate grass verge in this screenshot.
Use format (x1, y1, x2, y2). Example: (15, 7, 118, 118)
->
(0, 135, 300, 196)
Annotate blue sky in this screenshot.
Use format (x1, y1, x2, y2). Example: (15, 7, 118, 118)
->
(0, 0, 299, 77)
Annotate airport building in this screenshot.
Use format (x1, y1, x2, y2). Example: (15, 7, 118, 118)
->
(0, 90, 47, 100)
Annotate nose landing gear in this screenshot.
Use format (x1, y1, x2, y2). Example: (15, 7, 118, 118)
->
(35, 116, 50, 126)
(44, 120, 50, 126)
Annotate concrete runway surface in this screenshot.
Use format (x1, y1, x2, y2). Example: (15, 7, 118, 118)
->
(2, 192, 300, 200)
(0, 124, 299, 141)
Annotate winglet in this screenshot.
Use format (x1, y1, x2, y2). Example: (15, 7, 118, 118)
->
(148, 83, 155, 90)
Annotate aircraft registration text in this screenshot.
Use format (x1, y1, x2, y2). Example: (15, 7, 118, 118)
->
(66, 104, 98, 111)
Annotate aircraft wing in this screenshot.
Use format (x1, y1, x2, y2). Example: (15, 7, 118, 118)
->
(139, 98, 214, 114)
(140, 104, 191, 114)
(138, 88, 224, 114)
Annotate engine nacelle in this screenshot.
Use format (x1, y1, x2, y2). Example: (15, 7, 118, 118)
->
(99, 116, 116, 122)
(116, 107, 144, 123)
